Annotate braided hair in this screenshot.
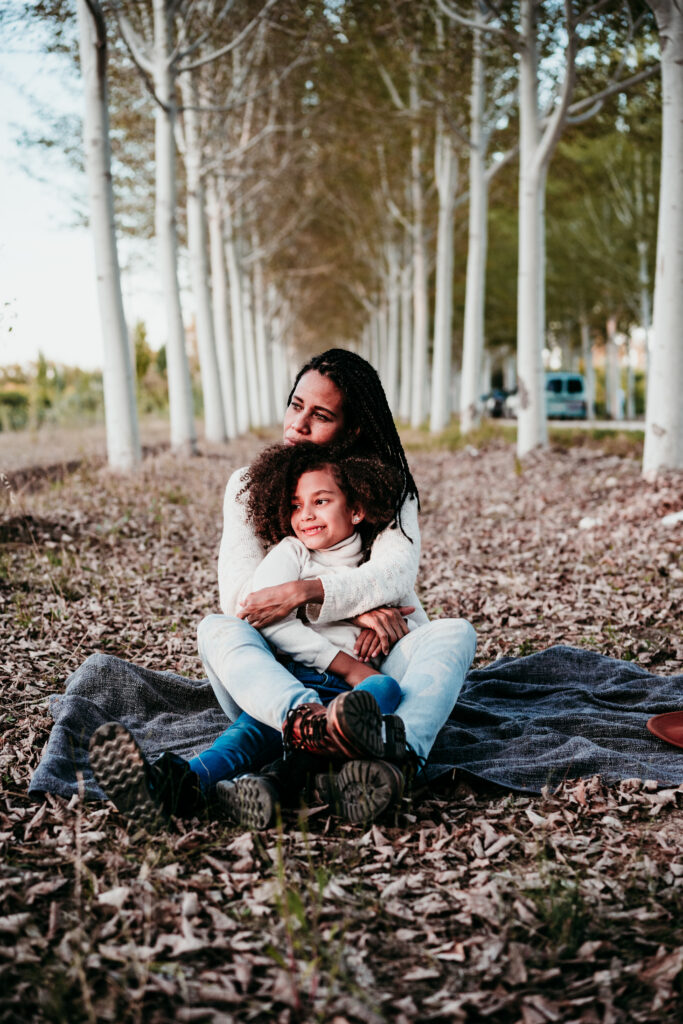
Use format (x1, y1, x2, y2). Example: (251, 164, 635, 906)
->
(288, 349, 419, 529)
(242, 442, 403, 557)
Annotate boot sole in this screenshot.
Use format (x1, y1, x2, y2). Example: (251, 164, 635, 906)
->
(383, 714, 407, 763)
(89, 722, 163, 829)
(216, 776, 278, 830)
(317, 759, 404, 824)
(327, 690, 384, 759)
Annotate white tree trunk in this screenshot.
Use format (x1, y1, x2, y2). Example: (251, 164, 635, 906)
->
(179, 71, 226, 442)
(430, 124, 458, 432)
(268, 283, 289, 417)
(385, 241, 400, 412)
(625, 337, 636, 419)
(460, 21, 488, 435)
(241, 265, 261, 428)
(516, 0, 550, 455)
(251, 244, 273, 425)
(206, 175, 237, 438)
(409, 56, 429, 428)
(580, 315, 595, 418)
(398, 247, 412, 421)
(224, 198, 249, 433)
(153, 0, 196, 453)
(76, 0, 140, 471)
(643, 1, 683, 473)
(605, 316, 621, 419)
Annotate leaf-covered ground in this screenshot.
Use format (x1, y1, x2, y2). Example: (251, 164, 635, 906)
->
(1, 427, 683, 1023)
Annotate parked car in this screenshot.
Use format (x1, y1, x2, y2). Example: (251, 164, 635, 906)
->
(480, 389, 508, 417)
(545, 372, 587, 419)
(501, 374, 588, 419)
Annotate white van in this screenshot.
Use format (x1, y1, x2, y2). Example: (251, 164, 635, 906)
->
(545, 372, 587, 419)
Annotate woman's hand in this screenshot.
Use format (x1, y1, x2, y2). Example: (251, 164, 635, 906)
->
(237, 579, 322, 627)
(352, 606, 415, 658)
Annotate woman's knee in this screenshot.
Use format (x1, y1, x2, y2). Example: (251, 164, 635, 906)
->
(197, 614, 262, 659)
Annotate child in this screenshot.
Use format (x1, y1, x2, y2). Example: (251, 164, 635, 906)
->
(89, 444, 418, 827)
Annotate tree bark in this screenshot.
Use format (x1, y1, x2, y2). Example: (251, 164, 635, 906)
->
(206, 175, 237, 438)
(643, 0, 683, 472)
(77, 0, 140, 471)
(430, 122, 458, 432)
(398, 239, 413, 422)
(460, 19, 488, 435)
(153, 0, 196, 453)
(224, 196, 249, 433)
(409, 53, 429, 429)
(179, 70, 226, 442)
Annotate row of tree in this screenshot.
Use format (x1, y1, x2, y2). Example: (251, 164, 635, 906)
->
(22, 0, 683, 474)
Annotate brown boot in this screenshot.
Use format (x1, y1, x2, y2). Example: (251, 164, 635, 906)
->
(283, 689, 384, 760)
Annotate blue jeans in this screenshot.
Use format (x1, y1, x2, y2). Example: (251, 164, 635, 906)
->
(188, 668, 402, 792)
(198, 614, 477, 764)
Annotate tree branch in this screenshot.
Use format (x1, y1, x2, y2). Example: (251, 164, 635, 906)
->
(179, 0, 279, 72)
(535, 0, 577, 173)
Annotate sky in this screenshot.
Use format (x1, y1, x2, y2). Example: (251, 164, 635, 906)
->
(1, 14, 165, 371)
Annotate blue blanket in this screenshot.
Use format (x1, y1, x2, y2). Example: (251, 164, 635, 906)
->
(29, 646, 683, 800)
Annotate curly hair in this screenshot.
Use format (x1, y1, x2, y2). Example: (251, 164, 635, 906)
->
(288, 349, 419, 528)
(242, 442, 403, 556)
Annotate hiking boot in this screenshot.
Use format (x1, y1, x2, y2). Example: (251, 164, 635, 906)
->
(283, 689, 384, 761)
(382, 713, 407, 763)
(314, 759, 404, 824)
(217, 775, 280, 830)
(89, 722, 205, 825)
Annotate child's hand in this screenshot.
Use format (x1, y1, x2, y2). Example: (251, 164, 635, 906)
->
(238, 579, 324, 627)
(355, 628, 382, 662)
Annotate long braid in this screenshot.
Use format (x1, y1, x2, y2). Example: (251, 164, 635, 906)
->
(288, 349, 419, 529)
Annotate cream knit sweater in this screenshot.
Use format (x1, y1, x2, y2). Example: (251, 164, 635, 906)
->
(251, 532, 422, 672)
(217, 467, 428, 627)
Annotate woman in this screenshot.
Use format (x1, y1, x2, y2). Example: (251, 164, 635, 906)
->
(87, 348, 476, 826)
(197, 348, 476, 775)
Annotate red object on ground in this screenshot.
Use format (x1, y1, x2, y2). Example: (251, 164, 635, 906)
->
(647, 712, 683, 750)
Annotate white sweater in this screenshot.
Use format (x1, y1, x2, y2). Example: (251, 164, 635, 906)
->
(217, 466, 428, 627)
(251, 532, 422, 672)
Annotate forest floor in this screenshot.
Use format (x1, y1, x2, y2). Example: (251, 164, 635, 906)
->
(1, 422, 683, 1023)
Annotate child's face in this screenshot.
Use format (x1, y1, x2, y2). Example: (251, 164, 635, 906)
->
(290, 468, 363, 550)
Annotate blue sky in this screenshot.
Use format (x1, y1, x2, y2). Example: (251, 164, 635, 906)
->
(1, 13, 165, 370)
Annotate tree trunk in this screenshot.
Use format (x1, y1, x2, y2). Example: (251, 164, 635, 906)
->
(460, 20, 488, 436)
(179, 70, 226, 442)
(516, 0, 549, 455)
(153, 0, 196, 453)
(76, 0, 140, 471)
(398, 241, 413, 422)
(409, 54, 429, 428)
(430, 124, 458, 432)
(206, 175, 237, 438)
(224, 197, 249, 433)
(241, 264, 261, 428)
(580, 315, 595, 418)
(643, 1, 683, 472)
(605, 315, 621, 419)
(251, 242, 273, 425)
(385, 241, 400, 412)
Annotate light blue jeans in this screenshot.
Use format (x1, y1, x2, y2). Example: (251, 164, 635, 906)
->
(197, 615, 477, 763)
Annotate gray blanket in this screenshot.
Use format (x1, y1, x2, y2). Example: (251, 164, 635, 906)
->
(29, 646, 683, 801)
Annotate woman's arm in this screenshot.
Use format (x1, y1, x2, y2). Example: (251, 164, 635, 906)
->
(217, 469, 268, 616)
(308, 494, 424, 625)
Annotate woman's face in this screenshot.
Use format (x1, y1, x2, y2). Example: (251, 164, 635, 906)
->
(283, 370, 347, 447)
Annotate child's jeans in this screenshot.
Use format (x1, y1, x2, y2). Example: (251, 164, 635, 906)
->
(187, 666, 401, 794)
